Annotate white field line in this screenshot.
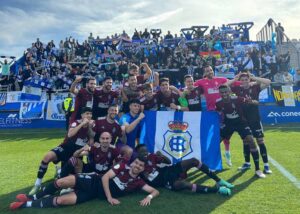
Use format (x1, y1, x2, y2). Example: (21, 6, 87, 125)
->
(269, 155, 300, 189)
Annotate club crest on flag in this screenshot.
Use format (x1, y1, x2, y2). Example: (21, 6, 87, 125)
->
(163, 121, 193, 160)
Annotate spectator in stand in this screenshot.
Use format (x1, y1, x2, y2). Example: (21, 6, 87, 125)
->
(273, 71, 284, 84)
(165, 31, 174, 40)
(210, 26, 217, 35)
(132, 29, 141, 40)
(282, 71, 293, 85)
(0, 58, 15, 77)
(294, 69, 300, 86)
(276, 23, 284, 44)
(142, 28, 150, 39)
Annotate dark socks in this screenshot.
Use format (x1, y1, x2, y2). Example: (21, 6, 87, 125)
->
(243, 144, 251, 163)
(31, 196, 58, 208)
(192, 184, 218, 193)
(37, 161, 49, 179)
(258, 143, 268, 163)
(250, 150, 260, 171)
(199, 164, 220, 182)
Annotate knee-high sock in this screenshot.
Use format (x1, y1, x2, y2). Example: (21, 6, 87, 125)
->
(250, 150, 260, 171)
(198, 163, 220, 182)
(258, 142, 268, 164)
(37, 161, 49, 179)
(191, 184, 218, 193)
(243, 144, 251, 163)
(31, 196, 59, 208)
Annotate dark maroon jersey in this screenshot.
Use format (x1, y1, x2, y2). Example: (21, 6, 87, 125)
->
(184, 86, 203, 111)
(89, 146, 120, 174)
(157, 90, 180, 110)
(231, 84, 261, 123)
(142, 153, 164, 182)
(215, 96, 248, 125)
(140, 93, 159, 110)
(71, 88, 94, 122)
(111, 163, 146, 193)
(93, 88, 119, 118)
(61, 120, 90, 146)
(93, 118, 122, 144)
(231, 84, 261, 100)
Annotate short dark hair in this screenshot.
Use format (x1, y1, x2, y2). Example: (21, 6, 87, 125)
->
(184, 74, 193, 81)
(219, 84, 229, 90)
(87, 77, 96, 82)
(159, 78, 169, 85)
(135, 154, 148, 164)
(103, 76, 113, 82)
(81, 107, 92, 114)
(129, 99, 141, 105)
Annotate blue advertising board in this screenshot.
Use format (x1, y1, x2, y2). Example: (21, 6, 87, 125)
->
(0, 112, 64, 129)
(259, 105, 300, 124)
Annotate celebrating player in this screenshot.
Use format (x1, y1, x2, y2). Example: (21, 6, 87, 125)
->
(28, 107, 95, 195)
(136, 144, 234, 195)
(10, 156, 159, 210)
(215, 85, 266, 178)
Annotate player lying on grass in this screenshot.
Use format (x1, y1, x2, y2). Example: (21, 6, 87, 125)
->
(28, 107, 95, 195)
(10, 156, 159, 210)
(135, 144, 234, 195)
(59, 132, 132, 177)
(215, 85, 266, 178)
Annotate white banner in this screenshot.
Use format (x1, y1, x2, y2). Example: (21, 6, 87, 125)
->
(6, 91, 47, 103)
(46, 92, 70, 121)
(282, 85, 296, 107)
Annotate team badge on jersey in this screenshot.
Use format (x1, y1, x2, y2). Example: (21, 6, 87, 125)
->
(162, 121, 193, 160)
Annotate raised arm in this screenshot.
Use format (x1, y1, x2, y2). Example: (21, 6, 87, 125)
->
(70, 76, 83, 96)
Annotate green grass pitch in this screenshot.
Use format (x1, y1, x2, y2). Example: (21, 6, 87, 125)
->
(0, 125, 300, 214)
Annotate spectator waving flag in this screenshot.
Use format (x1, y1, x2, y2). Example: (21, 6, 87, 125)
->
(21, 80, 42, 101)
(141, 111, 222, 170)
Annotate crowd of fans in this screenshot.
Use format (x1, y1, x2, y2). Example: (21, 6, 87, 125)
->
(0, 23, 299, 92)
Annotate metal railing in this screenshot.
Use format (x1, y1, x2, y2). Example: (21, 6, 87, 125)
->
(256, 18, 300, 68)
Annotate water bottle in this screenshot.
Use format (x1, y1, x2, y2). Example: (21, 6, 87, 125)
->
(200, 95, 207, 111)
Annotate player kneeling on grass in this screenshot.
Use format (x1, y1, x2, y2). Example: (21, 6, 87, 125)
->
(136, 144, 234, 196)
(10, 156, 159, 210)
(28, 107, 95, 196)
(60, 132, 133, 177)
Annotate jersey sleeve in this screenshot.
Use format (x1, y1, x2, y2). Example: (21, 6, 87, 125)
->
(112, 162, 125, 174)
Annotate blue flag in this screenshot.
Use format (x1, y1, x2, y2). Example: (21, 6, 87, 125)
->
(141, 111, 222, 170)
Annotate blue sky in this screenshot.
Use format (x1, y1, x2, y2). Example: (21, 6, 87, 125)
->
(0, 0, 299, 57)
